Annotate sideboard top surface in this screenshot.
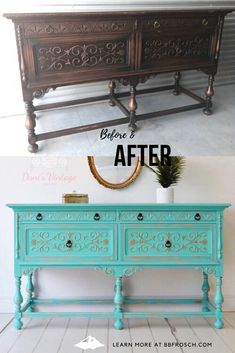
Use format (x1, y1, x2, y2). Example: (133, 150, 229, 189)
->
(4, 9, 234, 20)
(7, 203, 231, 211)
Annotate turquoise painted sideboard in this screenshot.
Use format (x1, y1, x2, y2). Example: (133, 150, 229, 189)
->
(8, 203, 230, 330)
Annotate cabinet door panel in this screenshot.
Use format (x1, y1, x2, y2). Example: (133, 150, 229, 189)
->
(20, 223, 117, 263)
(121, 224, 217, 264)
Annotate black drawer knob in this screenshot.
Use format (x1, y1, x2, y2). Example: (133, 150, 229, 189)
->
(66, 240, 72, 248)
(137, 213, 144, 221)
(36, 213, 43, 221)
(202, 18, 208, 26)
(194, 213, 201, 221)
(165, 240, 172, 248)
(94, 213, 100, 221)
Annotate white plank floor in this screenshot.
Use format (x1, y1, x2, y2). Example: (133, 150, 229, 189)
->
(0, 85, 234, 156)
(0, 313, 235, 353)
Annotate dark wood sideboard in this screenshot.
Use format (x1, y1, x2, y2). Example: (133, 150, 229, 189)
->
(4, 10, 232, 152)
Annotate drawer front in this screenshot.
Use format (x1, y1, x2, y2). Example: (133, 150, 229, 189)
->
(121, 224, 216, 264)
(119, 211, 217, 223)
(20, 224, 117, 262)
(140, 14, 218, 34)
(23, 20, 134, 37)
(18, 210, 116, 222)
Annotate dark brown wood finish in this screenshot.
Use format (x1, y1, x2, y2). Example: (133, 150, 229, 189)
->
(4, 10, 232, 152)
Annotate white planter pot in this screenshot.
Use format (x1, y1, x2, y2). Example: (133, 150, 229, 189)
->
(156, 187, 174, 203)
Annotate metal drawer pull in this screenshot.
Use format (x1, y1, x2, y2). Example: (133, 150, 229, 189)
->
(94, 213, 100, 221)
(202, 18, 208, 26)
(137, 213, 144, 221)
(153, 20, 161, 29)
(66, 240, 72, 248)
(36, 213, 43, 221)
(194, 213, 201, 221)
(165, 240, 172, 248)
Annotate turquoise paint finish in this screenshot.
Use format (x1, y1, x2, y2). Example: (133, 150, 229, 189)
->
(7, 203, 230, 330)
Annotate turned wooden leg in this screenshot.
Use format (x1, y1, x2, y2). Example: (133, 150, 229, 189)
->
(114, 277, 124, 330)
(203, 74, 214, 116)
(173, 71, 181, 96)
(25, 101, 38, 153)
(108, 80, 116, 107)
(202, 272, 210, 312)
(128, 83, 137, 132)
(14, 276, 23, 329)
(214, 276, 224, 329)
(26, 274, 34, 312)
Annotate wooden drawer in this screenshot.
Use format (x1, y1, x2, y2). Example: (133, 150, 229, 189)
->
(23, 19, 134, 38)
(119, 210, 217, 223)
(121, 224, 216, 264)
(18, 210, 116, 222)
(20, 224, 117, 262)
(139, 14, 218, 34)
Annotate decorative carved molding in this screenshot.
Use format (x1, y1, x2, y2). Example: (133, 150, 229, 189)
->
(120, 211, 216, 222)
(36, 41, 127, 73)
(95, 266, 140, 277)
(95, 267, 115, 276)
(33, 87, 56, 99)
(16, 25, 27, 82)
(202, 267, 223, 277)
(24, 21, 131, 36)
(21, 267, 38, 276)
(142, 36, 210, 63)
(118, 75, 152, 86)
(19, 211, 115, 222)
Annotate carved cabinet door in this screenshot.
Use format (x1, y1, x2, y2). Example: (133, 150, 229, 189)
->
(22, 17, 136, 86)
(137, 13, 220, 72)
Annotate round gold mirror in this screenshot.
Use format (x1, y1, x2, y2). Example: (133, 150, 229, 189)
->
(87, 156, 142, 189)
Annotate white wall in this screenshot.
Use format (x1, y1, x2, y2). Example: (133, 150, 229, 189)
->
(0, 156, 234, 313)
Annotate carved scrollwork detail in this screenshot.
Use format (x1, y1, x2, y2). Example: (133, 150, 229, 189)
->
(29, 231, 110, 253)
(24, 21, 130, 36)
(33, 87, 56, 99)
(123, 267, 140, 277)
(118, 75, 153, 87)
(143, 35, 210, 63)
(202, 267, 223, 277)
(95, 267, 115, 276)
(36, 40, 127, 73)
(21, 267, 38, 276)
(128, 231, 209, 254)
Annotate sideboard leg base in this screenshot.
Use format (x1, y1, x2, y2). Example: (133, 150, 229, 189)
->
(26, 274, 34, 312)
(108, 80, 116, 107)
(14, 276, 23, 330)
(114, 319, 124, 330)
(214, 276, 224, 329)
(28, 143, 39, 154)
(214, 319, 224, 329)
(114, 276, 124, 330)
(203, 74, 214, 116)
(173, 71, 181, 96)
(201, 271, 210, 312)
(128, 82, 137, 132)
(25, 101, 39, 153)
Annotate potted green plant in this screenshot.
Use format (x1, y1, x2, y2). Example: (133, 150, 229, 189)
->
(145, 156, 186, 203)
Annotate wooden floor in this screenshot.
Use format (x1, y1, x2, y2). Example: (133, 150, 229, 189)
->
(0, 313, 235, 353)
